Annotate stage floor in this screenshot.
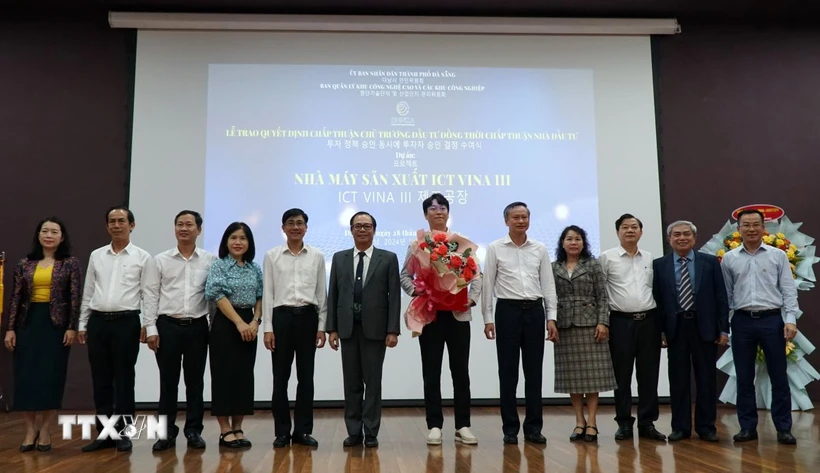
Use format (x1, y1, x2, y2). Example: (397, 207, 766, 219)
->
(0, 405, 815, 472)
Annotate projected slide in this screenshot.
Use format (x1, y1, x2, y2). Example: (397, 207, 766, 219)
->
(204, 64, 600, 261)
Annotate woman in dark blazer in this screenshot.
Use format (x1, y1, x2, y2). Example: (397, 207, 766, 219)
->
(4, 217, 82, 452)
(205, 222, 263, 448)
(551, 225, 616, 442)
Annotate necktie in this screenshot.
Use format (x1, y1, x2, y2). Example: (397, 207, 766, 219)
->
(678, 257, 694, 311)
(354, 251, 365, 304)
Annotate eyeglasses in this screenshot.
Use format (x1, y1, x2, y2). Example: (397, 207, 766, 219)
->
(428, 205, 448, 213)
(352, 224, 374, 231)
(285, 221, 306, 228)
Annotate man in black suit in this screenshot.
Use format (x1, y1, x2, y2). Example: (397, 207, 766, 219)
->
(327, 211, 401, 448)
(653, 220, 729, 442)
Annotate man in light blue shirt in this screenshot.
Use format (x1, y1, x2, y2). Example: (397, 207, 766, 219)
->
(721, 209, 798, 445)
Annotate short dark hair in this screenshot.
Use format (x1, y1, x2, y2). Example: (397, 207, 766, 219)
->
(615, 213, 643, 231)
(218, 222, 256, 262)
(282, 208, 309, 225)
(737, 209, 765, 224)
(28, 217, 73, 260)
(423, 193, 450, 214)
(555, 225, 592, 263)
(175, 210, 203, 229)
(503, 201, 530, 220)
(106, 205, 135, 224)
(349, 211, 377, 229)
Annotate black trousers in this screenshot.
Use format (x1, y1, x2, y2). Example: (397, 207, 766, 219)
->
(272, 306, 318, 437)
(86, 312, 141, 433)
(495, 299, 545, 436)
(341, 322, 387, 437)
(155, 315, 209, 437)
(418, 311, 471, 430)
(668, 315, 718, 435)
(608, 310, 661, 428)
(732, 311, 792, 432)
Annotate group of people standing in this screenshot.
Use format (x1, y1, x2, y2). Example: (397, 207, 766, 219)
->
(2, 195, 800, 454)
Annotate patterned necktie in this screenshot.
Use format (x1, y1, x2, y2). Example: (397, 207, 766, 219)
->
(678, 257, 694, 310)
(354, 251, 365, 304)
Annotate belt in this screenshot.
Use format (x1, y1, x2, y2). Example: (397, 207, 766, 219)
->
(93, 310, 140, 320)
(159, 315, 206, 326)
(498, 298, 543, 309)
(678, 310, 697, 319)
(736, 308, 780, 319)
(612, 310, 653, 321)
(275, 305, 316, 315)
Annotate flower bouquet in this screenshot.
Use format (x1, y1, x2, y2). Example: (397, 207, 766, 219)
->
(404, 229, 480, 336)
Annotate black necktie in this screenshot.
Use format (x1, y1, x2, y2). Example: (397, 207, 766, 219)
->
(354, 251, 365, 304)
(679, 257, 694, 311)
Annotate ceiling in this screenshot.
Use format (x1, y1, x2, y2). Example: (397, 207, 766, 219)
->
(3, 0, 820, 23)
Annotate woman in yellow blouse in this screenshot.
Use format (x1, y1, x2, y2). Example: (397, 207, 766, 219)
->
(4, 217, 83, 452)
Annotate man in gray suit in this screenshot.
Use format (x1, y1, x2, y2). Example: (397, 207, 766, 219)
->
(327, 211, 401, 448)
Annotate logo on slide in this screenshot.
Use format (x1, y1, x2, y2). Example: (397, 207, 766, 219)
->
(396, 101, 410, 116)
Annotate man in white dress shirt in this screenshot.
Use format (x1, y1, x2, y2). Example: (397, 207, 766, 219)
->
(262, 208, 327, 448)
(143, 210, 215, 451)
(78, 206, 152, 452)
(400, 193, 480, 446)
(482, 202, 557, 445)
(599, 213, 666, 441)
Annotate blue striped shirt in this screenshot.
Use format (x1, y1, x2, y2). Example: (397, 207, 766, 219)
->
(720, 244, 799, 324)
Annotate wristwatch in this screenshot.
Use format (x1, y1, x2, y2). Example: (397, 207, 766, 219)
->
(255, 318, 262, 325)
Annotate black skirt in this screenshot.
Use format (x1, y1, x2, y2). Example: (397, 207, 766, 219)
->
(209, 306, 257, 416)
(13, 302, 71, 411)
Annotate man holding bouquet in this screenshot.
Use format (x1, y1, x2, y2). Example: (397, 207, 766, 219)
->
(400, 193, 481, 446)
(481, 202, 558, 445)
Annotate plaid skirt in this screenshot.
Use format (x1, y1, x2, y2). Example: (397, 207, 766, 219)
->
(554, 325, 617, 394)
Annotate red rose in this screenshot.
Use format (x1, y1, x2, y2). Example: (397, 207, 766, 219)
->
(419, 241, 428, 250)
(435, 245, 448, 256)
(450, 255, 463, 267)
(462, 267, 474, 280)
(431, 252, 439, 261)
(433, 233, 448, 243)
(466, 256, 477, 270)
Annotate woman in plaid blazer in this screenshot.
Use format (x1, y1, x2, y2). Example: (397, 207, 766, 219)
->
(552, 225, 616, 442)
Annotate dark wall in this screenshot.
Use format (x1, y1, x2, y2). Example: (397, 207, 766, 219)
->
(0, 13, 133, 409)
(653, 23, 820, 400)
(2, 15, 820, 408)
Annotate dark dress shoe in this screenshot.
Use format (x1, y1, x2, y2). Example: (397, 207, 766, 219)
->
(37, 443, 52, 452)
(503, 435, 518, 445)
(668, 430, 691, 442)
(614, 426, 633, 440)
(570, 425, 585, 442)
(20, 433, 40, 452)
(364, 436, 379, 448)
(638, 426, 667, 441)
(117, 438, 133, 452)
(273, 435, 291, 448)
(733, 429, 758, 442)
(524, 433, 547, 444)
(698, 431, 719, 442)
(234, 430, 251, 448)
(186, 432, 206, 449)
(82, 439, 116, 452)
(343, 435, 363, 447)
(219, 431, 242, 448)
(777, 431, 797, 445)
(292, 433, 319, 447)
(584, 426, 599, 443)
(152, 438, 176, 451)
